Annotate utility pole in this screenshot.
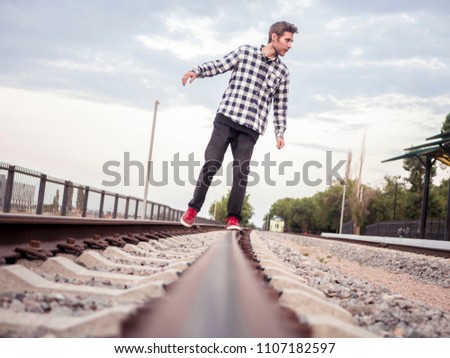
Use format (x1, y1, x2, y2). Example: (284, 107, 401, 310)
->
(393, 181, 398, 221)
(142, 100, 160, 219)
(339, 151, 352, 234)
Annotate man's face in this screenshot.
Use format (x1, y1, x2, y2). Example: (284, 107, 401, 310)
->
(272, 31, 294, 56)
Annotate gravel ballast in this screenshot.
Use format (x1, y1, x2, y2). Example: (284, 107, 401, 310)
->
(257, 232, 450, 338)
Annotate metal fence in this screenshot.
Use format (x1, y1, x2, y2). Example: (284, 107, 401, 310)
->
(0, 162, 218, 225)
(339, 219, 447, 241)
(365, 219, 447, 241)
(341, 220, 354, 235)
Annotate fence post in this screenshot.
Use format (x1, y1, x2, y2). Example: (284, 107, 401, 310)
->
(134, 199, 139, 220)
(437, 219, 441, 240)
(157, 204, 161, 221)
(82, 187, 89, 217)
(419, 157, 432, 239)
(150, 203, 154, 220)
(3, 165, 15, 213)
(124, 197, 130, 219)
(112, 194, 119, 219)
(61, 181, 71, 216)
(99, 190, 105, 218)
(446, 179, 450, 241)
(142, 201, 147, 219)
(36, 174, 47, 215)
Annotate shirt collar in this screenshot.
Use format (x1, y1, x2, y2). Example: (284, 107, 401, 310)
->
(259, 45, 278, 63)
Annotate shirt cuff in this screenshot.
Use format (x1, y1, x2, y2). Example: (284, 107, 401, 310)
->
(190, 67, 201, 76)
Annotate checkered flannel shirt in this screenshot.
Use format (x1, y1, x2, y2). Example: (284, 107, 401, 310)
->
(191, 44, 290, 138)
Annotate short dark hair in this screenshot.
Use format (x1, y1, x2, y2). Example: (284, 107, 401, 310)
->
(268, 21, 298, 43)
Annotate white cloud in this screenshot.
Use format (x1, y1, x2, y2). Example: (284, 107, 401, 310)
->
(351, 47, 364, 56)
(275, 0, 314, 18)
(376, 57, 446, 70)
(136, 13, 264, 61)
(287, 91, 449, 189)
(326, 13, 417, 36)
(325, 92, 450, 111)
(296, 56, 446, 70)
(45, 51, 158, 75)
(310, 93, 328, 102)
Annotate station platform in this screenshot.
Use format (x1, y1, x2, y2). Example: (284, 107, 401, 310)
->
(321, 232, 450, 252)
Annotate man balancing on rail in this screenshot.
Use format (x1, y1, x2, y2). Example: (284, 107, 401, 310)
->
(179, 21, 298, 231)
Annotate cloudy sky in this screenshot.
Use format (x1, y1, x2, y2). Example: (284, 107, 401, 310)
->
(1, 0, 449, 226)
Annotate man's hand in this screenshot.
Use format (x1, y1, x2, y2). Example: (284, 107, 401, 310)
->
(182, 71, 197, 86)
(276, 137, 285, 149)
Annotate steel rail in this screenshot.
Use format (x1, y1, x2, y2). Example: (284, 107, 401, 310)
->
(121, 230, 311, 338)
(0, 214, 223, 263)
(317, 233, 450, 259)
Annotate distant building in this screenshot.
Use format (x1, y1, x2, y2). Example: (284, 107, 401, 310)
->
(269, 216, 285, 233)
(12, 182, 36, 211)
(0, 176, 36, 213)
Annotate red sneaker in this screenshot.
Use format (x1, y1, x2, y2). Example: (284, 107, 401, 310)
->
(226, 216, 241, 230)
(180, 208, 197, 227)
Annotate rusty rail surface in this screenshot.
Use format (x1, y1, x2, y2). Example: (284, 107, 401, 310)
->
(122, 230, 311, 338)
(0, 214, 223, 263)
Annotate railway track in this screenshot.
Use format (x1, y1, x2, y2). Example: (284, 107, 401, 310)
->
(319, 232, 450, 259)
(0, 215, 376, 338)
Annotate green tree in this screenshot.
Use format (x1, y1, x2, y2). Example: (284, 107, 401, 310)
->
(268, 183, 352, 234)
(208, 191, 254, 226)
(267, 197, 295, 230)
(313, 184, 349, 233)
(402, 156, 436, 194)
(429, 179, 448, 219)
(441, 112, 450, 132)
(289, 197, 316, 233)
(365, 176, 406, 223)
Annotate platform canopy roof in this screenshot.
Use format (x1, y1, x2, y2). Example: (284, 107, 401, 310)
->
(381, 131, 450, 241)
(382, 131, 450, 166)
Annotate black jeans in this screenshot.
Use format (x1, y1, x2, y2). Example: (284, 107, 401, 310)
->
(188, 115, 256, 221)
